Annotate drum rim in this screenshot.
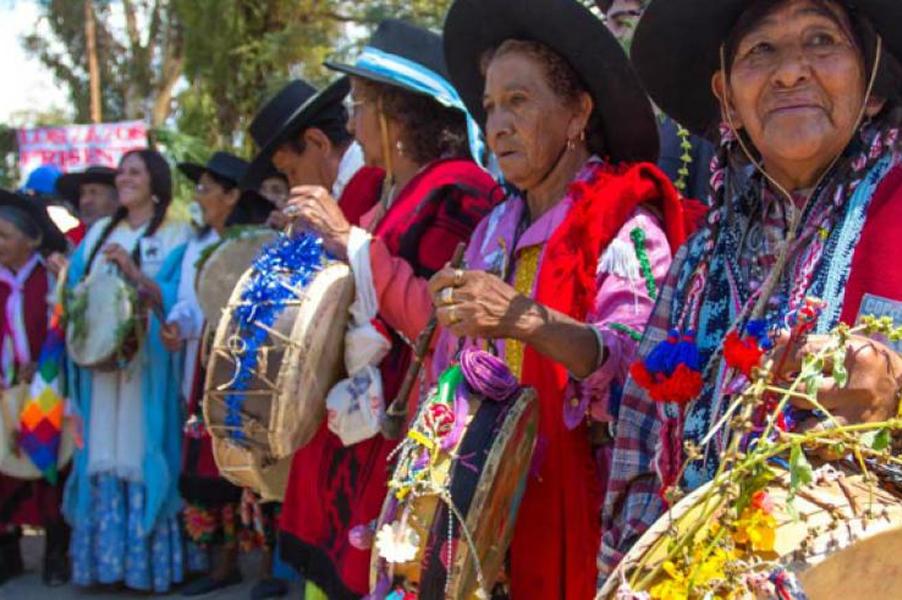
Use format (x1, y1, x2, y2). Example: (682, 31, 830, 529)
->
(65, 269, 137, 369)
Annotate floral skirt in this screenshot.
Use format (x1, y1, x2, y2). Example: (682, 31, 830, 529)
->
(70, 474, 186, 593)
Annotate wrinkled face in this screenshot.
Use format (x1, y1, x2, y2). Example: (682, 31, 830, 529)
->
(259, 176, 289, 209)
(483, 51, 582, 191)
(194, 172, 238, 229)
(116, 153, 154, 210)
(78, 182, 118, 226)
(271, 135, 321, 187)
(0, 219, 37, 271)
(347, 78, 387, 168)
(718, 0, 870, 176)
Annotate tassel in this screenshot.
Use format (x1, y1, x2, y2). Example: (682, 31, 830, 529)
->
(630, 329, 704, 404)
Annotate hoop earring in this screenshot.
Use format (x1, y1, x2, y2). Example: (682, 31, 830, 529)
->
(396, 140, 405, 156)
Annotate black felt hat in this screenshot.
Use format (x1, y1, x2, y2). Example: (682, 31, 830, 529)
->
(443, 0, 660, 164)
(55, 166, 117, 207)
(0, 189, 68, 255)
(245, 77, 350, 185)
(325, 19, 451, 97)
(631, 0, 902, 137)
(178, 151, 250, 186)
(178, 152, 273, 225)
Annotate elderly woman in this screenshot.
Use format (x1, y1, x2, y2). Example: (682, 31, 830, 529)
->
(0, 190, 68, 586)
(277, 19, 498, 599)
(602, 0, 902, 581)
(425, 0, 693, 597)
(64, 149, 192, 593)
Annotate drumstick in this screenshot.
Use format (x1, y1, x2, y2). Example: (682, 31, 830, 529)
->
(381, 243, 467, 440)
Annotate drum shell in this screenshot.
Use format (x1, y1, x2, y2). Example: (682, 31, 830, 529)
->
(371, 387, 539, 598)
(0, 384, 75, 480)
(597, 470, 902, 600)
(203, 259, 353, 496)
(195, 229, 277, 327)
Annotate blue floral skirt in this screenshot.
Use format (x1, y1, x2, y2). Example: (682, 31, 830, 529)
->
(70, 474, 186, 593)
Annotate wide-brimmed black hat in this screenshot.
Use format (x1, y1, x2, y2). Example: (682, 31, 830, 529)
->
(178, 151, 250, 186)
(632, 0, 902, 137)
(443, 0, 659, 164)
(55, 165, 117, 206)
(0, 189, 68, 255)
(325, 19, 451, 97)
(245, 77, 350, 185)
(179, 152, 273, 224)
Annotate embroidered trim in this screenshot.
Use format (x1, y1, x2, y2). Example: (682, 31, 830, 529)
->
(630, 227, 658, 300)
(610, 322, 643, 343)
(816, 155, 893, 333)
(505, 246, 542, 380)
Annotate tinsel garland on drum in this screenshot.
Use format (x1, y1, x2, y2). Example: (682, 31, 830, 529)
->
(370, 348, 539, 599)
(221, 232, 327, 445)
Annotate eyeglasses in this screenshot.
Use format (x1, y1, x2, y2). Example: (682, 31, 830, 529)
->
(345, 97, 369, 118)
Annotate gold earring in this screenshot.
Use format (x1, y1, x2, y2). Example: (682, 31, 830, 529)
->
(566, 138, 576, 151)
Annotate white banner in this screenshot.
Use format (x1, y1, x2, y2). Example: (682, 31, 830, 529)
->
(17, 120, 147, 177)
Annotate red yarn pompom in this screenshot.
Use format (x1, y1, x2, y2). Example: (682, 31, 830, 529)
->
(723, 331, 765, 378)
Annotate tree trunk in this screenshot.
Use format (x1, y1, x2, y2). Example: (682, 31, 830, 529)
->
(84, 0, 102, 123)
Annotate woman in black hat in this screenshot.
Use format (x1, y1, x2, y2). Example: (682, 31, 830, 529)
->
(156, 151, 273, 596)
(420, 1, 694, 597)
(603, 0, 902, 583)
(65, 149, 193, 593)
(0, 190, 70, 587)
(277, 18, 498, 600)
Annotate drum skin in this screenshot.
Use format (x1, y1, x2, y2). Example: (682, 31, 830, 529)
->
(371, 387, 539, 598)
(0, 384, 75, 479)
(65, 269, 137, 371)
(195, 229, 276, 327)
(597, 469, 902, 600)
(203, 260, 353, 498)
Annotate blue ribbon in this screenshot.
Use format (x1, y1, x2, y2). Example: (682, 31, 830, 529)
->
(354, 46, 487, 167)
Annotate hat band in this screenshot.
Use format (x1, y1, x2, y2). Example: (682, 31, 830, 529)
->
(355, 46, 487, 166)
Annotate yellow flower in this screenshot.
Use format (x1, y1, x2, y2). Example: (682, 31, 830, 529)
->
(732, 507, 777, 553)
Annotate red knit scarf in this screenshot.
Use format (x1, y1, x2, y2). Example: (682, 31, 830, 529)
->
(511, 161, 691, 599)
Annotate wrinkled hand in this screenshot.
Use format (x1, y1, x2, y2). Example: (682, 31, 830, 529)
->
(160, 322, 183, 353)
(102, 243, 141, 282)
(429, 267, 531, 340)
(45, 252, 69, 277)
(284, 185, 350, 260)
(772, 332, 902, 428)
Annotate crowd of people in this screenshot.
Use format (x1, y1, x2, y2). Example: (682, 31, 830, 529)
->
(0, 0, 900, 598)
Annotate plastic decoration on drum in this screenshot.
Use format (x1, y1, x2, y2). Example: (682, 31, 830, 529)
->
(370, 348, 539, 599)
(600, 305, 902, 600)
(203, 230, 354, 500)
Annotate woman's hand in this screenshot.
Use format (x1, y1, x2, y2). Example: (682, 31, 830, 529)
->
(160, 322, 183, 353)
(774, 333, 902, 427)
(429, 266, 603, 378)
(429, 267, 528, 340)
(45, 252, 69, 277)
(101, 243, 141, 282)
(283, 185, 351, 260)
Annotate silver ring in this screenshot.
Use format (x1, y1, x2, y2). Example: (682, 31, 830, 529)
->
(283, 204, 301, 218)
(440, 286, 455, 306)
(453, 269, 464, 287)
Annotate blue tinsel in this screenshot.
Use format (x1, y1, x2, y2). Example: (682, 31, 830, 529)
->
(225, 232, 327, 444)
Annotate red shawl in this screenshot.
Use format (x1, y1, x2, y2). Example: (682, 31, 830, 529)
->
(511, 162, 690, 599)
(840, 163, 902, 325)
(280, 159, 497, 599)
